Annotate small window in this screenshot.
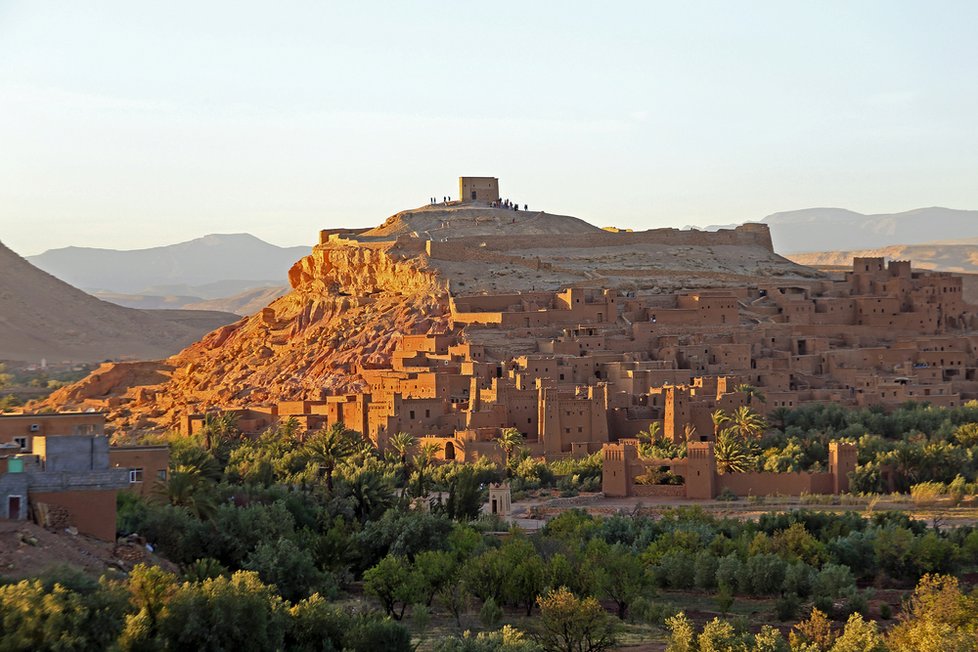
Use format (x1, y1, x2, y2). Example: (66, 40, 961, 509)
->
(12, 436, 27, 449)
(129, 468, 144, 483)
(409, 410, 416, 420)
(157, 469, 167, 481)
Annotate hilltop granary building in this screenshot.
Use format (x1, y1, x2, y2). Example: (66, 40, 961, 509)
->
(0, 412, 169, 540)
(459, 176, 500, 203)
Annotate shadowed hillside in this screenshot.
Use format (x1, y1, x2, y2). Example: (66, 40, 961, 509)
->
(0, 240, 238, 363)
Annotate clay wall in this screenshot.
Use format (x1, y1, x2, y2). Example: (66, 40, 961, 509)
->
(429, 224, 774, 253)
(0, 413, 104, 451)
(811, 298, 856, 324)
(782, 302, 815, 324)
(459, 176, 500, 202)
(30, 489, 118, 541)
(318, 228, 369, 245)
(451, 293, 553, 313)
(632, 484, 686, 497)
(109, 446, 170, 499)
(400, 334, 454, 354)
(717, 472, 834, 496)
(278, 401, 327, 416)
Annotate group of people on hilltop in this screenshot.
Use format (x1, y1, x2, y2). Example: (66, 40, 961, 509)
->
(427, 196, 529, 211)
(491, 199, 527, 211)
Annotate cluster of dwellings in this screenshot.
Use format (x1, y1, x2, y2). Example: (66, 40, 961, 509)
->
(179, 256, 976, 498)
(0, 412, 168, 540)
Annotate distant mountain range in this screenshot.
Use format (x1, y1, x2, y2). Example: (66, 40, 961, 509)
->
(0, 241, 238, 363)
(28, 233, 305, 295)
(788, 244, 978, 274)
(27, 233, 302, 315)
(704, 207, 978, 254)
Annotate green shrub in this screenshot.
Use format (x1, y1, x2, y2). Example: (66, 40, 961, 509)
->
(480, 596, 503, 627)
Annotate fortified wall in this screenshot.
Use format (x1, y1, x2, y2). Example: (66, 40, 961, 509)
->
(602, 439, 858, 499)
(423, 223, 774, 258)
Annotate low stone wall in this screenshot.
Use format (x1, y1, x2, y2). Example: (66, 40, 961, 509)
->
(717, 471, 833, 497)
(632, 484, 686, 498)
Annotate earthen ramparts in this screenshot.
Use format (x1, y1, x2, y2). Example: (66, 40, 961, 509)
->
(422, 224, 773, 254)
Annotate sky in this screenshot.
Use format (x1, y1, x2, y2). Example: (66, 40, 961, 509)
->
(1, 1, 977, 255)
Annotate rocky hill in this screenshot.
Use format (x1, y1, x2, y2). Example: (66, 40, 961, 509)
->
(37, 204, 818, 432)
(0, 240, 238, 363)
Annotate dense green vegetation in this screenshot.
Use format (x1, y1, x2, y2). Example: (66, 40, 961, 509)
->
(640, 401, 978, 495)
(764, 401, 978, 493)
(0, 362, 94, 410)
(3, 402, 978, 650)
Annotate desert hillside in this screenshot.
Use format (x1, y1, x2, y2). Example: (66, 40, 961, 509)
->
(38, 205, 819, 432)
(788, 243, 978, 274)
(707, 207, 978, 254)
(0, 241, 238, 363)
(91, 285, 289, 315)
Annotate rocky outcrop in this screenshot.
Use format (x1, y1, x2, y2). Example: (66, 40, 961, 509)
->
(37, 242, 451, 432)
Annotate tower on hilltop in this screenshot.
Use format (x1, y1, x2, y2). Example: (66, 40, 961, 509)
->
(459, 176, 500, 203)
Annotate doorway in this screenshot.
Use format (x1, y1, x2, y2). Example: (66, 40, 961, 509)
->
(471, 191, 477, 200)
(7, 496, 21, 519)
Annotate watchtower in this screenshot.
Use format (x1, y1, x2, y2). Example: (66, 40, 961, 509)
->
(686, 441, 717, 499)
(828, 441, 857, 494)
(602, 440, 638, 497)
(459, 177, 500, 203)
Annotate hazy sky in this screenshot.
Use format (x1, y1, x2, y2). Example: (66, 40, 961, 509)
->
(2, 1, 977, 255)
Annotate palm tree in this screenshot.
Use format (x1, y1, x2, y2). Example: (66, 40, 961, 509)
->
(713, 428, 754, 474)
(769, 407, 791, 433)
(497, 427, 524, 476)
(711, 409, 730, 438)
(636, 422, 662, 457)
(734, 384, 766, 406)
(412, 440, 442, 497)
(158, 466, 218, 518)
(277, 416, 302, 443)
(388, 431, 416, 496)
(305, 423, 355, 491)
(345, 468, 394, 522)
(682, 423, 697, 443)
(730, 405, 767, 440)
(200, 411, 239, 452)
(389, 432, 416, 467)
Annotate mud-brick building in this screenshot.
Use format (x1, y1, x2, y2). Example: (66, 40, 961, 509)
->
(459, 176, 500, 203)
(109, 444, 171, 499)
(0, 434, 129, 540)
(1, 412, 171, 539)
(0, 411, 104, 451)
(602, 439, 858, 499)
